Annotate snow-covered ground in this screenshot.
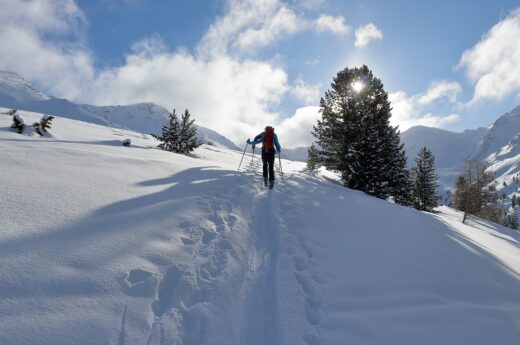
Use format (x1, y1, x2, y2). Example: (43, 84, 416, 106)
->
(1, 109, 520, 345)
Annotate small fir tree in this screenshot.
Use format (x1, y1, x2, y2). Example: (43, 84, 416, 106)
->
(411, 147, 439, 212)
(177, 109, 200, 155)
(510, 208, 519, 230)
(33, 115, 54, 136)
(154, 109, 181, 152)
(307, 143, 319, 172)
(154, 109, 200, 155)
(10, 111, 25, 134)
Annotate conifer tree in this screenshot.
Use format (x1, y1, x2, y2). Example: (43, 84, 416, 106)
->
(10, 110, 25, 134)
(155, 109, 181, 152)
(510, 208, 519, 230)
(33, 115, 54, 136)
(178, 109, 200, 155)
(411, 147, 439, 211)
(154, 109, 200, 155)
(312, 65, 409, 201)
(307, 143, 319, 172)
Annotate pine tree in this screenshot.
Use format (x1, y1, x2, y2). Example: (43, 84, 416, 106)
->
(386, 128, 413, 206)
(411, 147, 439, 211)
(155, 109, 181, 152)
(307, 143, 319, 172)
(154, 109, 200, 155)
(40, 115, 54, 131)
(178, 109, 200, 155)
(10, 111, 25, 134)
(510, 208, 519, 230)
(33, 115, 55, 136)
(312, 65, 408, 200)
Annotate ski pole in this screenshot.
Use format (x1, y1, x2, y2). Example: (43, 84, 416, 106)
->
(237, 143, 249, 171)
(251, 146, 255, 163)
(279, 153, 284, 182)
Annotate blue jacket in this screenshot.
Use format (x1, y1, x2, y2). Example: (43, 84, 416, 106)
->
(249, 131, 281, 153)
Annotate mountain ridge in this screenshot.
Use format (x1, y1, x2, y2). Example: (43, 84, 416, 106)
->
(0, 70, 240, 151)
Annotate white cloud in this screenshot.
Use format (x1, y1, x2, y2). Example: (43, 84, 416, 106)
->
(278, 106, 321, 147)
(389, 89, 460, 131)
(0, 0, 94, 100)
(458, 8, 520, 104)
(314, 15, 350, 35)
(200, 0, 350, 55)
(293, 0, 325, 10)
(90, 46, 288, 143)
(0, 0, 85, 33)
(290, 79, 321, 105)
(305, 58, 319, 65)
(354, 23, 383, 47)
(418, 81, 462, 105)
(199, 0, 299, 55)
(0, 0, 347, 147)
(234, 6, 303, 51)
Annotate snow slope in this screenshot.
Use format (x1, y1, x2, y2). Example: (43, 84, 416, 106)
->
(474, 105, 520, 161)
(1, 109, 520, 345)
(0, 70, 239, 151)
(0, 70, 49, 106)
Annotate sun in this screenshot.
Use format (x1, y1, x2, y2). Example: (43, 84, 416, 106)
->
(352, 81, 364, 92)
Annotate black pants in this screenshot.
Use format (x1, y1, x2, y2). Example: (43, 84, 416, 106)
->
(262, 150, 276, 181)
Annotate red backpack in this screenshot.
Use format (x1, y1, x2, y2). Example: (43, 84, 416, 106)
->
(263, 126, 274, 152)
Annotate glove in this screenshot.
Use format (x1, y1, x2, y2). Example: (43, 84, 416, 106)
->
(252, 144, 256, 150)
(247, 139, 251, 144)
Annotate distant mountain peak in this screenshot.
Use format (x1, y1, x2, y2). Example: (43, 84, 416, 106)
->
(0, 70, 239, 151)
(0, 70, 49, 105)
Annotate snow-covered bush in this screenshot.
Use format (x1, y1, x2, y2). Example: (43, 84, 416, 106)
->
(10, 110, 25, 134)
(33, 115, 54, 136)
(122, 139, 131, 147)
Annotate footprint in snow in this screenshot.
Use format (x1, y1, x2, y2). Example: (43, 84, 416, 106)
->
(124, 269, 156, 297)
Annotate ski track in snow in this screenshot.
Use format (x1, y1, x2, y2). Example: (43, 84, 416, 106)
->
(137, 159, 298, 345)
(235, 161, 282, 345)
(276, 176, 328, 345)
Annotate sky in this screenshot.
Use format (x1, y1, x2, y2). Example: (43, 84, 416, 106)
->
(1, 0, 520, 148)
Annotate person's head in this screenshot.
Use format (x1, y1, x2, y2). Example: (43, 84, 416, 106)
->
(265, 125, 274, 132)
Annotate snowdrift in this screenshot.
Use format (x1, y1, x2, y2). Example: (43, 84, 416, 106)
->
(1, 109, 519, 345)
